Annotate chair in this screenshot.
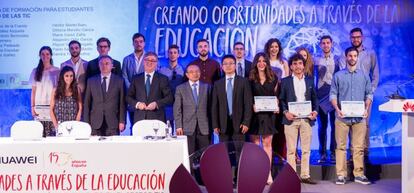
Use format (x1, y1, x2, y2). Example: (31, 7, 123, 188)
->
(132, 119, 167, 137)
(10, 120, 43, 140)
(57, 121, 91, 138)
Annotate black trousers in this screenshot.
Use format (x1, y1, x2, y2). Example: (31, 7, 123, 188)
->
(187, 123, 210, 156)
(318, 109, 336, 156)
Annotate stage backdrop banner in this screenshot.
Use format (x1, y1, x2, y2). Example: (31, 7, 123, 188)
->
(139, 0, 414, 148)
(0, 137, 189, 193)
(0, 0, 138, 89)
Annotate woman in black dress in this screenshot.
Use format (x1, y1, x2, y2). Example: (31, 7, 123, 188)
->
(50, 66, 82, 129)
(249, 52, 279, 184)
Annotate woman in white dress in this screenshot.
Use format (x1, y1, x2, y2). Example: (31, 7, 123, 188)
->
(30, 46, 60, 137)
(264, 38, 290, 79)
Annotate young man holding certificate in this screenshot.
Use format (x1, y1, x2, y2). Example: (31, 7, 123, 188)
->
(330, 47, 373, 185)
(279, 53, 319, 184)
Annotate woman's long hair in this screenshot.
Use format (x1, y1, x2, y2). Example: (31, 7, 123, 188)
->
(54, 66, 79, 102)
(264, 38, 283, 62)
(35, 46, 53, 82)
(249, 52, 277, 83)
(296, 47, 314, 77)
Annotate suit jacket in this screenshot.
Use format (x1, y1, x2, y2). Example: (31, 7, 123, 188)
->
(243, 59, 252, 78)
(279, 75, 319, 126)
(86, 57, 122, 81)
(61, 58, 88, 93)
(174, 81, 210, 135)
(211, 76, 253, 134)
(83, 74, 126, 131)
(126, 72, 173, 123)
(122, 53, 145, 88)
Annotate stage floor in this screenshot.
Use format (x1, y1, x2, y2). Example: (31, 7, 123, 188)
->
(198, 179, 401, 193)
(299, 179, 401, 193)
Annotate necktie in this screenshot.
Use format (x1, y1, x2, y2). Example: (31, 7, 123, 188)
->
(101, 76, 107, 93)
(145, 74, 151, 97)
(227, 77, 233, 116)
(101, 76, 107, 100)
(238, 62, 243, 77)
(192, 83, 198, 106)
(172, 67, 177, 80)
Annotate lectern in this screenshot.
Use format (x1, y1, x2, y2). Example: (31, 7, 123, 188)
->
(379, 99, 414, 193)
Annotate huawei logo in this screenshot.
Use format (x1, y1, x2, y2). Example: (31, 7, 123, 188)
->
(170, 143, 301, 193)
(403, 102, 414, 112)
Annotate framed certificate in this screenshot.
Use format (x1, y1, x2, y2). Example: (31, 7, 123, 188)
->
(288, 101, 312, 118)
(341, 101, 365, 117)
(254, 96, 278, 112)
(34, 105, 51, 121)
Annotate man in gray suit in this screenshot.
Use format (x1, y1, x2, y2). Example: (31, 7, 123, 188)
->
(174, 64, 211, 154)
(84, 55, 126, 136)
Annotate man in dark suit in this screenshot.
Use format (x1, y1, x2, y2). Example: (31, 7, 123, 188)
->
(232, 42, 252, 78)
(279, 53, 319, 184)
(212, 54, 253, 143)
(126, 52, 173, 123)
(86, 37, 122, 81)
(211, 54, 253, 184)
(174, 64, 210, 154)
(83, 55, 126, 136)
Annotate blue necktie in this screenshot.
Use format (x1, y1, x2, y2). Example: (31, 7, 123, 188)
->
(145, 74, 151, 97)
(192, 83, 198, 106)
(227, 77, 233, 116)
(238, 62, 243, 77)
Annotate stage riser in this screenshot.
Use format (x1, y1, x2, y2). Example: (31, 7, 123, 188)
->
(271, 163, 401, 181)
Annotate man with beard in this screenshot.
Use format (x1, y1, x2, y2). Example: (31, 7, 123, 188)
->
(61, 40, 88, 94)
(314, 35, 341, 163)
(122, 33, 146, 134)
(330, 47, 373, 185)
(339, 27, 379, 160)
(232, 42, 252, 78)
(188, 39, 221, 85)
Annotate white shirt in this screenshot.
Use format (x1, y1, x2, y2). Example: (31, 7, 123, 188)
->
(225, 74, 236, 91)
(101, 73, 111, 92)
(293, 74, 306, 102)
(145, 71, 155, 84)
(29, 66, 60, 106)
(270, 59, 287, 78)
(134, 52, 145, 74)
(189, 80, 200, 95)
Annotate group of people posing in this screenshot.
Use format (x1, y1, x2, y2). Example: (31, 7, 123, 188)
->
(30, 27, 378, 186)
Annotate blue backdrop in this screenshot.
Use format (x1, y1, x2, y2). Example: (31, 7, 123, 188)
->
(1, 0, 413, 152)
(139, 0, 414, 149)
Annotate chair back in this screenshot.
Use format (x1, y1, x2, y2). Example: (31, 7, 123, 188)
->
(10, 120, 44, 140)
(132, 119, 167, 137)
(57, 121, 91, 138)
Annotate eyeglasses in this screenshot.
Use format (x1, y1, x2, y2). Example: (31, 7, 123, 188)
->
(187, 70, 200, 74)
(222, 62, 235, 66)
(144, 59, 158, 63)
(98, 45, 109, 48)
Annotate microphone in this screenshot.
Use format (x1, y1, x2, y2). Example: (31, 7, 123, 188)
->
(387, 74, 414, 99)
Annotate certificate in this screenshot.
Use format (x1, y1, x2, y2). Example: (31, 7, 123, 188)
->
(341, 101, 365, 117)
(254, 96, 278, 112)
(34, 105, 51, 121)
(288, 101, 312, 118)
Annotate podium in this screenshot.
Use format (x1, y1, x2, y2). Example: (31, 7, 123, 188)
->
(379, 99, 414, 193)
